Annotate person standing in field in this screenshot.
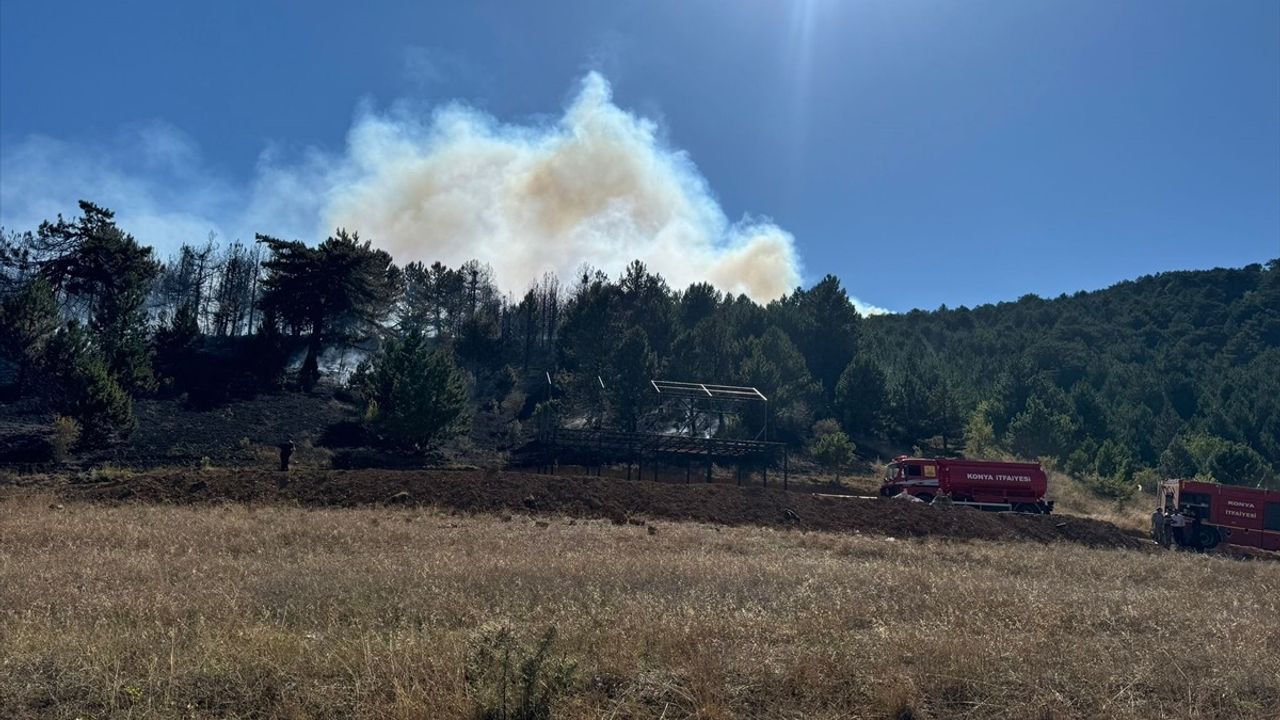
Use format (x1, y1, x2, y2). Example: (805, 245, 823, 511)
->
(279, 437, 295, 472)
(1169, 509, 1187, 547)
(1152, 508, 1169, 547)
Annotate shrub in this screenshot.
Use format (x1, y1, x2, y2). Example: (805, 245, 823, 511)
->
(465, 625, 576, 720)
(810, 426, 855, 482)
(41, 323, 137, 448)
(1093, 439, 1134, 482)
(810, 418, 842, 440)
(49, 415, 81, 462)
(1090, 472, 1137, 500)
(963, 400, 998, 458)
(71, 358, 136, 447)
(1133, 467, 1164, 495)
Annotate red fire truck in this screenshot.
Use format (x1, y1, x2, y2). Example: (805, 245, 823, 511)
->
(880, 456, 1054, 514)
(1154, 479, 1280, 552)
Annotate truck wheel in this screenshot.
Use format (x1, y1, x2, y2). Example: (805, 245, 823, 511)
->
(1014, 503, 1041, 514)
(1194, 526, 1221, 551)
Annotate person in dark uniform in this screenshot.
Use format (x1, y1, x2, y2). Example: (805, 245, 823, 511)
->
(1152, 507, 1168, 547)
(1187, 510, 1203, 551)
(278, 437, 295, 472)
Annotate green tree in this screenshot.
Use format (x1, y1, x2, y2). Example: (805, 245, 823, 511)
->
(1206, 442, 1273, 488)
(0, 275, 60, 390)
(1094, 438, 1135, 480)
(738, 327, 822, 444)
(963, 400, 999, 458)
(42, 322, 135, 447)
(616, 260, 675, 357)
(927, 373, 966, 454)
(676, 282, 721, 330)
(768, 274, 861, 400)
(1004, 394, 1075, 460)
(886, 354, 936, 446)
(258, 230, 403, 390)
(1092, 438, 1137, 498)
(607, 328, 657, 432)
(352, 328, 470, 448)
(810, 423, 855, 483)
(834, 355, 887, 436)
(13, 202, 160, 391)
(153, 302, 200, 391)
(1158, 435, 1199, 478)
(668, 316, 740, 384)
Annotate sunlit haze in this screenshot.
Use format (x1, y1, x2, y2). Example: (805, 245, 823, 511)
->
(2, 0, 1277, 311)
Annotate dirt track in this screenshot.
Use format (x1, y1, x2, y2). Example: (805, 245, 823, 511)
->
(11, 467, 1151, 550)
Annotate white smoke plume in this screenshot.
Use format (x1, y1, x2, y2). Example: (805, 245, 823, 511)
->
(2, 73, 893, 310)
(321, 73, 801, 300)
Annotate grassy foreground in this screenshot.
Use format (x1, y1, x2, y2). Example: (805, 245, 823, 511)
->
(1, 496, 1277, 720)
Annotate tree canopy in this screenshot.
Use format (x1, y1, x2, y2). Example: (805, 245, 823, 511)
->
(2, 200, 1276, 490)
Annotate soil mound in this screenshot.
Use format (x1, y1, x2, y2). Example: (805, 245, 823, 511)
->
(43, 468, 1148, 550)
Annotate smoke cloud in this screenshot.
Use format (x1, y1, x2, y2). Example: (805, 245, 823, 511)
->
(2, 73, 887, 310)
(321, 73, 800, 300)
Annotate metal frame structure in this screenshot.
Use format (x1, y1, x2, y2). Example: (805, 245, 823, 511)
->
(650, 380, 770, 441)
(520, 377, 789, 486)
(650, 380, 768, 403)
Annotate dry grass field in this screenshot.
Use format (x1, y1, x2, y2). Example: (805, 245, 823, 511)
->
(1, 493, 1277, 720)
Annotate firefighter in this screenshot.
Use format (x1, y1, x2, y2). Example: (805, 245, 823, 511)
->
(1152, 507, 1169, 547)
(278, 437, 295, 472)
(1187, 511, 1204, 551)
(1169, 508, 1187, 547)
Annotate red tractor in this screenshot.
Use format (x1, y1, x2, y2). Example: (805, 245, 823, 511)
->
(1153, 479, 1280, 552)
(880, 456, 1054, 514)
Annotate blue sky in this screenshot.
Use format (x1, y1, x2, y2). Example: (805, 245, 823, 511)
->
(1, 0, 1277, 312)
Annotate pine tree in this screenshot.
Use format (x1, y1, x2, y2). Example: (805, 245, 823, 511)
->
(16, 201, 160, 392)
(607, 328, 657, 433)
(352, 328, 470, 448)
(1005, 394, 1076, 460)
(835, 355, 887, 437)
(810, 422, 855, 483)
(0, 276, 60, 391)
(42, 322, 135, 447)
(257, 230, 403, 390)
